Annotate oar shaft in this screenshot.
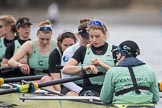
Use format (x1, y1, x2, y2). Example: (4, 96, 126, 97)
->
(4, 75, 43, 83)
(0, 73, 104, 95)
(0, 88, 18, 95)
(38, 73, 104, 88)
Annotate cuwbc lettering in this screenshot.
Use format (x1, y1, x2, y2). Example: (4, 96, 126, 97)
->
(38, 60, 43, 66)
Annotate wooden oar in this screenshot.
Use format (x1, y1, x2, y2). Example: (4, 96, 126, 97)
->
(0, 72, 104, 95)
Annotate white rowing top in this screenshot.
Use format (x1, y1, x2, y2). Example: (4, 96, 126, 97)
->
(61, 42, 83, 93)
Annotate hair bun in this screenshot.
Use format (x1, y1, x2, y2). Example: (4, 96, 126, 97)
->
(80, 18, 90, 24)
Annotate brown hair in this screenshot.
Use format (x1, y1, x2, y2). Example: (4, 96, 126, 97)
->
(78, 18, 91, 32)
(0, 15, 16, 33)
(57, 31, 77, 52)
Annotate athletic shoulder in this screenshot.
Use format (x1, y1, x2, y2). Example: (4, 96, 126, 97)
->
(49, 48, 59, 58)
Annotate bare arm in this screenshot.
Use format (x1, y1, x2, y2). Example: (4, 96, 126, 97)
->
(1, 58, 9, 67)
(2, 57, 28, 67)
(8, 41, 33, 74)
(62, 58, 81, 74)
(50, 73, 61, 91)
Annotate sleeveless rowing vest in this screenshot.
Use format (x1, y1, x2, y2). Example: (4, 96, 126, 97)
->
(83, 44, 115, 85)
(28, 40, 56, 75)
(13, 40, 21, 54)
(57, 47, 62, 60)
(0, 38, 6, 63)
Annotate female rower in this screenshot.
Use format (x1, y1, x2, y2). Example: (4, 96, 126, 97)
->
(62, 19, 117, 96)
(48, 31, 77, 91)
(1, 17, 32, 67)
(1, 17, 32, 78)
(61, 18, 90, 96)
(8, 20, 56, 90)
(0, 15, 17, 65)
(100, 40, 160, 104)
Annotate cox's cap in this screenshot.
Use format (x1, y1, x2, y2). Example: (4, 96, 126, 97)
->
(78, 27, 89, 39)
(119, 40, 140, 57)
(16, 17, 32, 28)
(112, 40, 140, 57)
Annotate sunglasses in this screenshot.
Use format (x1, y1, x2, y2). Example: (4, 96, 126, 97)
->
(88, 20, 105, 27)
(0, 25, 5, 28)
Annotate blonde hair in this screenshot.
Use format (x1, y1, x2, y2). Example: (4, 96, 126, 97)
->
(0, 15, 16, 25)
(37, 20, 53, 33)
(39, 20, 52, 27)
(0, 15, 16, 33)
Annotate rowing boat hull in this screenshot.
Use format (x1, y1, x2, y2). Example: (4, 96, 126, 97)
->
(0, 93, 108, 108)
(0, 93, 155, 108)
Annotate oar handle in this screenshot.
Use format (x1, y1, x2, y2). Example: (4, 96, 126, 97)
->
(0, 88, 18, 95)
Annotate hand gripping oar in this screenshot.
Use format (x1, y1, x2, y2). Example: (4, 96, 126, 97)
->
(0, 72, 104, 95)
(0, 75, 43, 86)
